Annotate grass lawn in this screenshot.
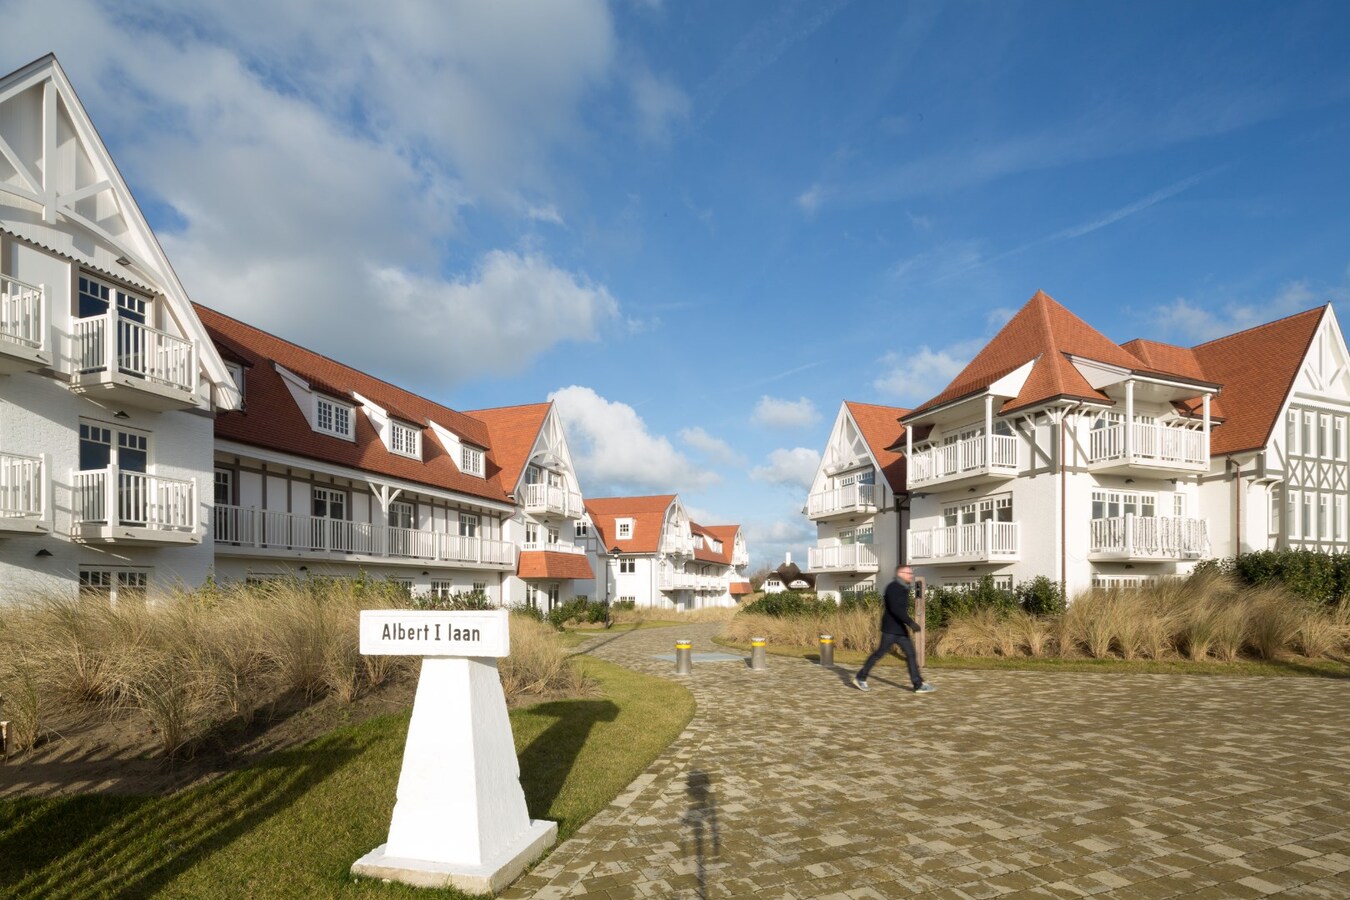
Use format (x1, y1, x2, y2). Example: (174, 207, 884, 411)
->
(716, 636, 1350, 679)
(0, 657, 693, 899)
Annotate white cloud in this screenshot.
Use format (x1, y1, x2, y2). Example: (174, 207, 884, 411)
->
(743, 514, 815, 569)
(629, 65, 690, 143)
(1, 0, 627, 385)
(750, 447, 821, 489)
(549, 386, 718, 494)
(1153, 278, 1343, 343)
(678, 427, 743, 466)
(873, 341, 981, 404)
(752, 395, 821, 428)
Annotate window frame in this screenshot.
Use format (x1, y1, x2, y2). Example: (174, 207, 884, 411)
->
(389, 420, 421, 459)
(314, 395, 355, 440)
(460, 445, 485, 477)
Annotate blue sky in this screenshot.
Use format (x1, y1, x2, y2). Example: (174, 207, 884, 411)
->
(6, 1, 1350, 568)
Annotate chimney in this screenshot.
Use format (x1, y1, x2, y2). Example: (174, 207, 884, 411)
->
(784, 551, 792, 566)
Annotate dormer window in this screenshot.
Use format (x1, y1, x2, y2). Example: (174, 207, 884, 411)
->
(461, 446, 484, 477)
(617, 518, 633, 539)
(390, 420, 420, 459)
(315, 395, 354, 439)
(225, 362, 245, 400)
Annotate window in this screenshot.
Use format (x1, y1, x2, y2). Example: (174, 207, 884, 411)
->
(619, 557, 636, 574)
(78, 275, 147, 322)
(943, 494, 1014, 525)
(547, 584, 560, 610)
(459, 513, 479, 538)
(1302, 412, 1314, 458)
(525, 465, 542, 485)
(1288, 490, 1300, 539)
(1338, 496, 1347, 542)
(80, 570, 147, 604)
(315, 396, 354, 439)
(1091, 490, 1157, 520)
(525, 522, 539, 544)
(461, 446, 484, 477)
(1321, 415, 1332, 458)
(575, 520, 589, 538)
(389, 500, 415, 530)
(1288, 410, 1299, 456)
(616, 518, 633, 539)
(1172, 494, 1185, 518)
(385, 578, 413, 598)
(619, 595, 636, 605)
(1303, 493, 1313, 540)
(431, 580, 455, 599)
(547, 526, 559, 546)
(1337, 418, 1345, 461)
(1270, 491, 1281, 537)
(225, 362, 245, 400)
(473, 582, 486, 593)
(390, 421, 420, 458)
(214, 468, 233, 506)
(1320, 494, 1331, 541)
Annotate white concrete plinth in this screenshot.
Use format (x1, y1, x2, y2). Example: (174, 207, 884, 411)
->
(352, 652, 557, 892)
(351, 818, 557, 893)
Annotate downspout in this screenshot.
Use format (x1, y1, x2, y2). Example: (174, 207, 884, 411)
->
(1229, 456, 1240, 556)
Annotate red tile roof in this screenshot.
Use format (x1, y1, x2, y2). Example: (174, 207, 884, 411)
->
(692, 523, 740, 564)
(468, 403, 553, 496)
(1120, 338, 1228, 421)
(844, 401, 909, 492)
(729, 581, 753, 596)
(517, 550, 595, 580)
(584, 495, 676, 554)
(1191, 306, 1325, 456)
(196, 304, 510, 504)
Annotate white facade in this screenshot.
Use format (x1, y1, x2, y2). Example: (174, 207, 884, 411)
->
(0, 57, 235, 603)
(805, 403, 907, 601)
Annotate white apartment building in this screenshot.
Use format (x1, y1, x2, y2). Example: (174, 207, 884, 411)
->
(200, 306, 593, 607)
(583, 495, 749, 610)
(804, 402, 909, 601)
(894, 290, 1350, 594)
(0, 56, 239, 603)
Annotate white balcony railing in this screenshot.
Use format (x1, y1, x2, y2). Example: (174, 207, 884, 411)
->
(0, 274, 43, 350)
(1088, 422, 1207, 468)
(1089, 515, 1209, 558)
(808, 542, 879, 572)
(522, 483, 583, 517)
(74, 312, 196, 393)
(908, 434, 1018, 487)
(214, 504, 516, 566)
(807, 482, 877, 519)
(0, 453, 44, 520)
(658, 567, 701, 591)
(909, 521, 1020, 562)
(660, 534, 695, 555)
(522, 540, 586, 554)
(73, 467, 196, 532)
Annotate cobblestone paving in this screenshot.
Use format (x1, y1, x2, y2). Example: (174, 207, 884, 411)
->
(502, 624, 1350, 899)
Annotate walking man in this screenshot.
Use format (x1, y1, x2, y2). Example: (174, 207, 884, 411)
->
(853, 565, 935, 693)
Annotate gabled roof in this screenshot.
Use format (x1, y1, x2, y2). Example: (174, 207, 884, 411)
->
(843, 401, 909, 492)
(197, 304, 511, 505)
(1191, 306, 1326, 456)
(0, 54, 235, 408)
(517, 550, 594, 581)
(468, 403, 553, 498)
(585, 495, 676, 554)
(909, 291, 1153, 418)
(692, 523, 740, 565)
(1120, 338, 1228, 421)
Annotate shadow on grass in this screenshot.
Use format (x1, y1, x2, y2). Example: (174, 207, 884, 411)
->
(0, 731, 371, 900)
(1266, 656, 1350, 679)
(517, 699, 618, 828)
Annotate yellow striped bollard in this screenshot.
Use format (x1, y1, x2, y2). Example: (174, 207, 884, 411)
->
(819, 634, 834, 667)
(674, 639, 692, 675)
(750, 637, 767, 671)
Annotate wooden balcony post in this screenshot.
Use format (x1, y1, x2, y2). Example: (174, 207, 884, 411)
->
(984, 395, 993, 470)
(1124, 380, 1135, 461)
(1125, 513, 1134, 557)
(105, 464, 117, 526)
(104, 311, 116, 375)
(1202, 393, 1211, 456)
(984, 520, 993, 558)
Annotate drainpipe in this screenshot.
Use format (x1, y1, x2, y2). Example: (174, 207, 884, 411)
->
(1229, 456, 1240, 556)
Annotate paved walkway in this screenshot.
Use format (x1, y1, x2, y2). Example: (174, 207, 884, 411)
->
(502, 624, 1350, 899)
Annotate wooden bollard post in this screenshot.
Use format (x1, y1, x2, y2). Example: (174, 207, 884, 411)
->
(914, 584, 927, 669)
(750, 637, 767, 671)
(818, 634, 834, 667)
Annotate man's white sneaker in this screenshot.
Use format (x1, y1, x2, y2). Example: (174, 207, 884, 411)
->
(852, 675, 870, 692)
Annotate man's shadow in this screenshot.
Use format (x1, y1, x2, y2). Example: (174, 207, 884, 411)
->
(681, 769, 720, 900)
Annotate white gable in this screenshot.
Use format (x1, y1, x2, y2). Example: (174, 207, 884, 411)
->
(517, 405, 584, 496)
(1289, 306, 1350, 402)
(0, 54, 236, 409)
(812, 402, 881, 493)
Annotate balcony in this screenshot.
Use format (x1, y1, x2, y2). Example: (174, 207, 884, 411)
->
(522, 483, 583, 518)
(658, 569, 724, 592)
(907, 434, 1018, 491)
(0, 274, 50, 374)
(521, 540, 586, 554)
(807, 482, 878, 521)
(1088, 422, 1208, 476)
(0, 452, 46, 533)
(72, 467, 199, 544)
(909, 521, 1020, 565)
(660, 534, 695, 556)
(1089, 515, 1209, 561)
(71, 312, 198, 410)
(214, 504, 517, 568)
(808, 542, 879, 573)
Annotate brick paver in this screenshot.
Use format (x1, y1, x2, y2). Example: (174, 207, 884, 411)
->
(502, 624, 1350, 899)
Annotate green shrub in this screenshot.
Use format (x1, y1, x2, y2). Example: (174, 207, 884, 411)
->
(1016, 576, 1066, 616)
(838, 590, 881, 613)
(1202, 549, 1350, 605)
(611, 599, 637, 611)
(740, 591, 834, 618)
(545, 598, 608, 629)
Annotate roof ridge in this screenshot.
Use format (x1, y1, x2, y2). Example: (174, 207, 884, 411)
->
(467, 401, 553, 416)
(1191, 304, 1328, 349)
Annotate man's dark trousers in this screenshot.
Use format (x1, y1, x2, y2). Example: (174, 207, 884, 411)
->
(858, 630, 923, 689)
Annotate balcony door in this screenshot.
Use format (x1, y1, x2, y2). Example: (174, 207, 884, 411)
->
(388, 500, 415, 556)
(78, 423, 148, 525)
(78, 275, 149, 377)
(311, 486, 347, 551)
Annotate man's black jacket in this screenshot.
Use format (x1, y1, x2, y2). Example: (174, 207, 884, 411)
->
(880, 578, 922, 635)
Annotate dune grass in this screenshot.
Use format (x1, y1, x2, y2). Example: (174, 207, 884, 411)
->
(0, 656, 693, 900)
